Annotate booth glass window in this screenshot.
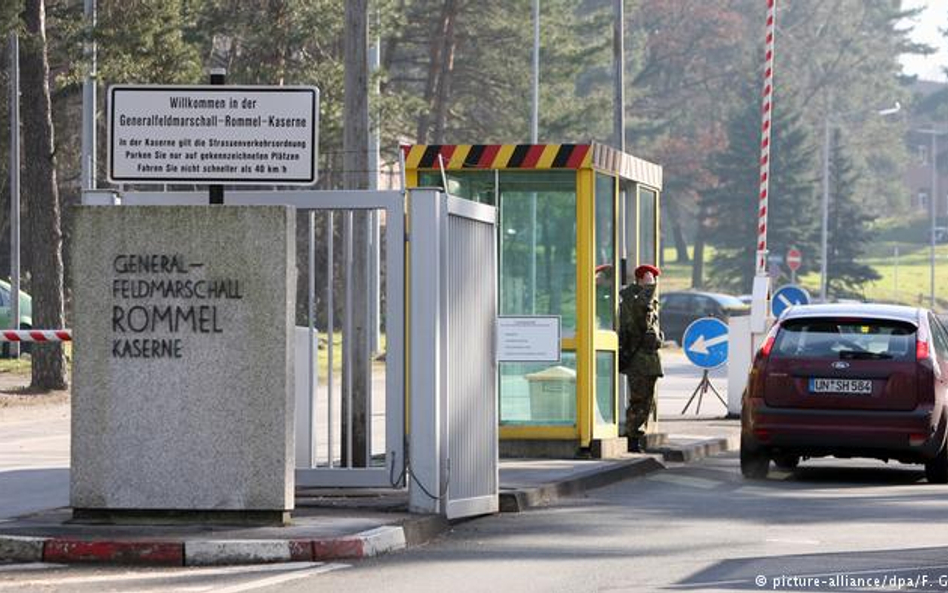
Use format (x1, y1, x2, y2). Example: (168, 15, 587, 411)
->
(500, 354, 577, 426)
(638, 187, 658, 265)
(417, 171, 495, 204)
(498, 171, 577, 333)
(595, 173, 616, 330)
(595, 351, 615, 425)
(621, 180, 637, 285)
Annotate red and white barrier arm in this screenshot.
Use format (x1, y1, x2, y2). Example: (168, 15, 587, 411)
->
(756, 0, 777, 275)
(0, 330, 72, 342)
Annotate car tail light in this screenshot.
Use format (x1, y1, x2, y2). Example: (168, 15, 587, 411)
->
(910, 433, 929, 447)
(917, 339, 930, 361)
(756, 323, 780, 362)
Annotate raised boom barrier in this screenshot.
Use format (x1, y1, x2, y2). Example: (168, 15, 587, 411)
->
(0, 330, 72, 342)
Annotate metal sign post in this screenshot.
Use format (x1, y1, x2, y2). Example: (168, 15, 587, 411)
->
(8, 33, 20, 359)
(208, 69, 225, 205)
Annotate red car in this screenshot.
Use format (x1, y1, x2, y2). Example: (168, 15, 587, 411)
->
(741, 304, 948, 483)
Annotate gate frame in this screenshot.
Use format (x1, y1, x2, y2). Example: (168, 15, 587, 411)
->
(409, 189, 499, 517)
(102, 189, 406, 489)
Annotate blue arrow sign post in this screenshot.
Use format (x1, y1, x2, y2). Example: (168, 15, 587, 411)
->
(681, 317, 729, 414)
(772, 284, 810, 318)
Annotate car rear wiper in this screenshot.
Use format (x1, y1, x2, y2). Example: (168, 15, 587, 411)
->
(838, 350, 893, 360)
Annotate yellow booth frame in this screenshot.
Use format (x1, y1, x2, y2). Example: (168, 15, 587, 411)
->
(404, 142, 662, 456)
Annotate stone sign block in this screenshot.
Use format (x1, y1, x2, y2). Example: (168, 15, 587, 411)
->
(70, 206, 295, 519)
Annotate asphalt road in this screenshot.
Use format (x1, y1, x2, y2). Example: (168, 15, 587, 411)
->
(6, 453, 948, 592)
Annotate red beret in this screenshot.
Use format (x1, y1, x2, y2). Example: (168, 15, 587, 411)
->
(634, 264, 661, 279)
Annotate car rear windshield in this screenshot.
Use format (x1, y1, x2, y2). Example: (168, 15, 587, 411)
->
(772, 317, 917, 361)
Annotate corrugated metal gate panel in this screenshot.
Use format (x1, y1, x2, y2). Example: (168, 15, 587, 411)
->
(445, 198, 498, 519)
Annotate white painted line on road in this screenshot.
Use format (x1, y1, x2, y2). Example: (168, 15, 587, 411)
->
(764, 537, 821, 545)
(209, 563, 350, 593)
(647, 474, 720, 489)
(0, 562, 327, 588)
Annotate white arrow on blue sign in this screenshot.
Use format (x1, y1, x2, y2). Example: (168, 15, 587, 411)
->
(682, 317, 729, 369)
(772, 284, 810, 318)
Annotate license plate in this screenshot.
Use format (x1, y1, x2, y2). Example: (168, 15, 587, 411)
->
(809, 378, 872, 395)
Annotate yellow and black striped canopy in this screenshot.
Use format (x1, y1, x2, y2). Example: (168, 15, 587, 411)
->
(403, 142, 663, 190)
(402, 143, 592, 170)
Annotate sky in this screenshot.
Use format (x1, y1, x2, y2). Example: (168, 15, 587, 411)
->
(900, 0, 948, 82)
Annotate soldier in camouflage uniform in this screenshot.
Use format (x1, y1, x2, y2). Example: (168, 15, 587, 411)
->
(619, 264, 663, 451)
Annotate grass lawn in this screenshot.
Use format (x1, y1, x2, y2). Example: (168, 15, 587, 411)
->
(0, 357, 31, 376)
(860, 243, 948, 309)
(658, 223, 948, 312)
(317, 332, 387, 378)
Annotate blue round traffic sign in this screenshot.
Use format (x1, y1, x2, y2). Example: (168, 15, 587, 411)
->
(772, 284, 810, 318)
(682, 317, 729, 369)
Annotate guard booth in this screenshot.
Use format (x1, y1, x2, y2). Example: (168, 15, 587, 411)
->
(404, 142, 663, 457)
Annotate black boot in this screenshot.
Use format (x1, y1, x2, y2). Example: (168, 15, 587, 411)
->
(627, 433, 644, 453)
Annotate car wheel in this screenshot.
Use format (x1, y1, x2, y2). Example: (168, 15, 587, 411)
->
(772, 454, 799, 471)
(925, 442, 948, 484)
(740, 436, 770, 479)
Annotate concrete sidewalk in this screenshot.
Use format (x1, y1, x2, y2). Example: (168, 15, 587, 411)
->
(0, 351, 740, 567)
(0, 416, 739, 567)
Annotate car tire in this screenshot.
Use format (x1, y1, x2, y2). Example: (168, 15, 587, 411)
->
(925, 442, 948, 484)
(740, 436, 770, 479)
(772, 454, 799, 471)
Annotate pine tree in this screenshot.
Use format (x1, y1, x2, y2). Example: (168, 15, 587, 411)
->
(705, 82, 821, 294)
(21, 0, 68, 390)
(826, 128, 880, 298)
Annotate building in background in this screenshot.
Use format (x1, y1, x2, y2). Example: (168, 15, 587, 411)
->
(905, 80, 948, 218)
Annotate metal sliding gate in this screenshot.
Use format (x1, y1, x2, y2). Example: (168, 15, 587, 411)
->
(117, 190, 405, 489)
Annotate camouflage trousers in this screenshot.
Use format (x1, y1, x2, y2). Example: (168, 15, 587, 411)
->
(626, 374, 658, 437)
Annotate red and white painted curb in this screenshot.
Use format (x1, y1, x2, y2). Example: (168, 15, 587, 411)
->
(0, 330, 71, 342)
(0, 525, 408, 566)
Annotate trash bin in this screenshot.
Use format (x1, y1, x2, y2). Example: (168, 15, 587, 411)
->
(525, 365, 576, 424)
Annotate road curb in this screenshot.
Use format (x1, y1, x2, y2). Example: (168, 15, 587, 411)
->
(499, 457, 665, 512)
(649, 435, 739, 463)
(0, 515, 447, 567)
(0, 535, 45, 563)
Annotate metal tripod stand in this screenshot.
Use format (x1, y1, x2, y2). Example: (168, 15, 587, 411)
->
(681, 369, 726, 415)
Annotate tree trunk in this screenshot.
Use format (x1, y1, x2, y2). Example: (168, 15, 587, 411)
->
(416, 1, 458, 143)
(267, 0, 288, 85)
(21, 0, 67, 391)
(432, 0, 457, 143)
(342, 0, 369, 468)
(664, 197, 690, 264)
(691, 204, 708, 289)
